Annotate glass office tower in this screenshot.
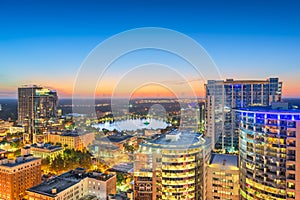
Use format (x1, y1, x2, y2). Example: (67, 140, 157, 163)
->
(18, 85, 58, 143)
(205, 78, 282, 152)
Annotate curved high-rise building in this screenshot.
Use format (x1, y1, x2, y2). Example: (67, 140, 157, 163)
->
(134, 131, 211, 200)
(237, 104, 300, 200)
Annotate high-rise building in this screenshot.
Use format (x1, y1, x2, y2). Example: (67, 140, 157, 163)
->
(237, 103, 300, 200)
(0, 155, 41, 200)
(205, 77, 282, 152)
(18, 85, 58, 143)
(206, 153, 239, 200)
(134, 131, 211, 200)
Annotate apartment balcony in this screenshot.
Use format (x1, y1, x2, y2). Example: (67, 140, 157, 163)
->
(266, 131, 278, 136)
(287, 142, 296, 147)
(287, 185, 295, 190)
(287, 156, 296, 161)
(287, 194, 296, 199)
(287, 132, 296, 138)
(287, 174, 296, 180)
(287, 165, 296, 171)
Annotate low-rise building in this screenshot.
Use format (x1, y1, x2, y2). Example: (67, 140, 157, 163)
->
(27, 168, 116, 200)
(0, 155, 42, 200)
(30, 143, 63, 159)
(47, 130, 94, 151)
(98, 132, 135, 151)
(206, 153, 239, 200)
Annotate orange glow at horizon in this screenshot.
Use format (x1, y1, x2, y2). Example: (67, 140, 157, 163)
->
(12, 77, 300, 98)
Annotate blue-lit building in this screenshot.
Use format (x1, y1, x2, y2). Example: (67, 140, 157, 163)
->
(205, 78, 282, 152)
(237, 103, 300, 200)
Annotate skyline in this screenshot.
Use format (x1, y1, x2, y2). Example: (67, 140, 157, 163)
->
(1, 0, 300, 98)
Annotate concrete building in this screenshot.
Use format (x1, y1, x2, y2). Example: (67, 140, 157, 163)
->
(18, 85, 58, 143)
(29, 143, 63, 159)
(0, 155, 42, 200)
(47, 130, 94, 151)
(237, 103, 300, 200)
(134, 131, 211, 200)
(27, 168, 116, 200)
(205, 77, 282, 152)
(206, 154, 239, 200)
(97, 132, 136, 151)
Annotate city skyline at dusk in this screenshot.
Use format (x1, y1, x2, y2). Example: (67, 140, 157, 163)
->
(1, 0, 300, 98)
(1, 1, 300, 200)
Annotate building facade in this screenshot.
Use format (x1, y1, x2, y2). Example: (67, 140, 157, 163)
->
(0, 155, 41, 200)
(18, 85, 58, 143)
(29, 143, 64, 159)
(237, 105, 300, 200)
(206, 154, 239, 200)
(47, 130, 95, 151)
(205, 77, 282, 152)
(134, 131, 211, 200)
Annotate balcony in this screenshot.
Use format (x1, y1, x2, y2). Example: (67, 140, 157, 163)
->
(287, 165, 296, 171)
(287, 185, 295, 190)
(287, 156, 296, 161)
(287, 142, 296, 147)
(287, 174, 296, 180)
(287, 131, 296, 137)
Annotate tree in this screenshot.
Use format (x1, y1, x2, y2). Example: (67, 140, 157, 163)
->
(116, 173, 125, 186)
(50, 154, 64, 173)
(41, 157, 50, 166)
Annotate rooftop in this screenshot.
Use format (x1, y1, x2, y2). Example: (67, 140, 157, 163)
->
(28, 171, 83, 197)
(99, 132, 133, 143)
(28, 170, 115, 197)
(141, 130, 209, 149)
(87, 171, 115, 181)
(236, 106, 300, 114)
(19, 84, 42, 88)
(207, 78, 280, 85)
(31, 143, 62, 151)
(111, 162, 134, 173)
(49, 130, 93, 137)
(210, 153, 238, 169)
(0, 156, 40, 168)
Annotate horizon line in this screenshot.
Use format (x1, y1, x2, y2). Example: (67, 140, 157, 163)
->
(1, 96, 300, 100)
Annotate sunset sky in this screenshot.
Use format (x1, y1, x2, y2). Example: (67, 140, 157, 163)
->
(0, 0, 300, 98)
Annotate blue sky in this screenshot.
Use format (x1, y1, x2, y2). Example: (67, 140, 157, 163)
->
(0, 0, 299, 97)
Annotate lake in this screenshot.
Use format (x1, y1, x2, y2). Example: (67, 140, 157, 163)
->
(93, 119, 170, 131)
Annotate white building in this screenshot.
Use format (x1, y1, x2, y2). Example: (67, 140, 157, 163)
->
(27, 168, 116, 200)
(205, 77, 282, 152)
